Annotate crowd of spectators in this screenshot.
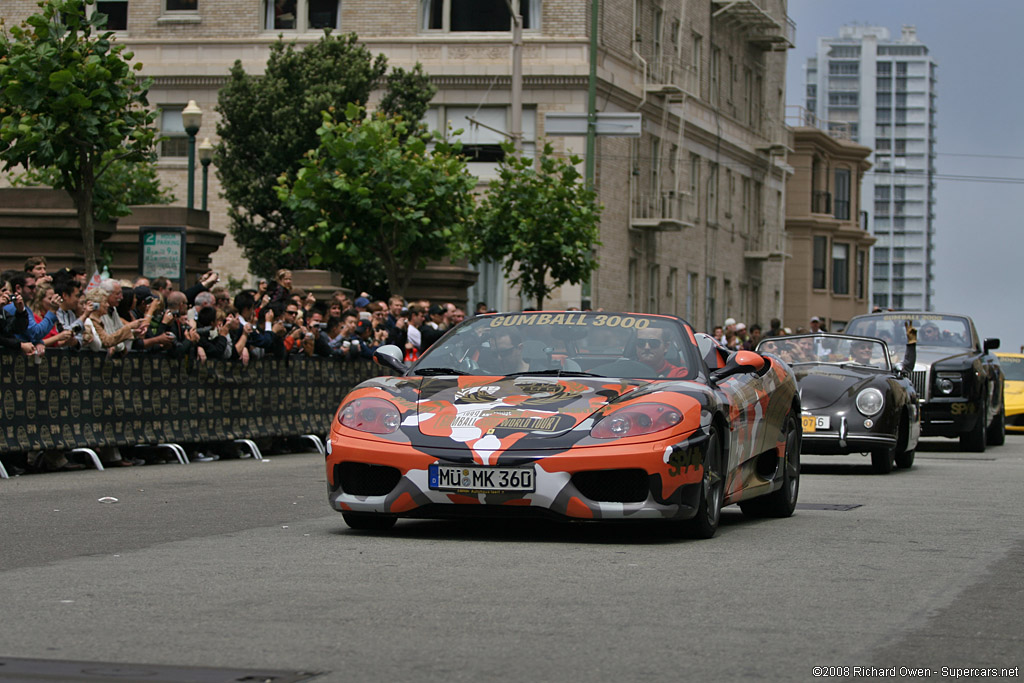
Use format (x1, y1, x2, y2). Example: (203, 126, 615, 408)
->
(1, 258, 477, 474)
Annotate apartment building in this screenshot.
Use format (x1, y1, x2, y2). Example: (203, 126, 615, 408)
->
(805, 25, 937, 311)
(784, 109, 874, 332)
(1, 0, 794, 327)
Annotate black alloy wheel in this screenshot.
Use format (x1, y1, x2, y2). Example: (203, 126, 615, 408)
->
(681, 427, 724, 539)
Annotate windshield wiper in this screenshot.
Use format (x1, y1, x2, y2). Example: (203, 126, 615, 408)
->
(415, 367, 471, 376)
(503, 369, 602, 377)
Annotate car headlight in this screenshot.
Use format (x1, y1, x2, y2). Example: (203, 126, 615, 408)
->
(935, 372, 963, 397)
(856, 388, 884, 417)
(591, 403, 684, 439)
(338, 397, 401, 434)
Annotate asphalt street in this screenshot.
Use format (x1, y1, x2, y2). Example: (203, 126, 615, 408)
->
(1, 438, 1022, 682)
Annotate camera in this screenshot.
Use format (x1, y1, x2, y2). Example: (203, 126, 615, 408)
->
(312, 322, 328, 330)
(282, 322, 295, 331)
(69, 321, 84, 334)
(90, 302, 100, 311)
(195, 326, 213, 336)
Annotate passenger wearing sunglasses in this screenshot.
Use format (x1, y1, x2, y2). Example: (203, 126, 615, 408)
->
(635, 327, 688, 378)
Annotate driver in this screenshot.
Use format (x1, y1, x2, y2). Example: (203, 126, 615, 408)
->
(493, 330, 529, 374)
(636, 326, 688, 378)
(919, 323, 941, 345)
(850, 340, 875, 366)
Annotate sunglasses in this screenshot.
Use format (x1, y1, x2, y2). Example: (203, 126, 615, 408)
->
(636, 338, 663, 349)
(285, 310, 298, 315)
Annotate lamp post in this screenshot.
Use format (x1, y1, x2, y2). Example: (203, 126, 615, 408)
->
(182, 100, 203, 210)
(197, 137, 214, 212)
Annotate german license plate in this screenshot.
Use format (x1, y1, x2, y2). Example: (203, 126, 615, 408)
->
(801, 415, 830, 432)
(428, 464, 535, 493)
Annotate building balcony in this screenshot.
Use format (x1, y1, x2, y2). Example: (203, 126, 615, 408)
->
(711, 0, 795, 50)
(630, 191, 693, 232)
(744, 232, 787, 260)
(645, 58, 698, 97)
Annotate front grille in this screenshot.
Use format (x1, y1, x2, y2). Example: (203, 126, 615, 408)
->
(572, 469, 650, 503)
(336, 462, 401, 496)
(911, 369, 929, 401)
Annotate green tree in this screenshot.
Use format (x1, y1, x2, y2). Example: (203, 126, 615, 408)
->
(0, 0, 158, 279)
(11, 153, 174, 222)
(215, 32, 436, 282)
(278, 104, 477, 295)
(470, 141, 602, 309)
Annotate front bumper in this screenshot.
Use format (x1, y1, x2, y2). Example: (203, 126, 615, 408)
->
(326, 431, 710, 522)
(920, 398, 982, 437)
(800, 413, 897, 455)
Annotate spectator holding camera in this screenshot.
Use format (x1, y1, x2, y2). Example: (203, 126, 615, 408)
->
(3, 273, 56, 348)
(85, 287, 147, 353)
(1, 277, 33, 355)
(149, 291, 199, 358)
(53, 279, 93, 349)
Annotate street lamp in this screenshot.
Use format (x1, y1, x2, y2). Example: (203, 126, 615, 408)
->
(197, 137, 214, 212)
(182, 100, 203, 210)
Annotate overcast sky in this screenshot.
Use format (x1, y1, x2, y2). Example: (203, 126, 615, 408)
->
(784, 0, 1024, 351)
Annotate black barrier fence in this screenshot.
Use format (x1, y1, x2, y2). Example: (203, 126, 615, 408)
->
(0, 350, 386, 455)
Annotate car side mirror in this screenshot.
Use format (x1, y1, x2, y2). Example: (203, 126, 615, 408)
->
(984, 338, 1000, 353)
(374, 344, 408, 373)
(710, 350, 765, 383)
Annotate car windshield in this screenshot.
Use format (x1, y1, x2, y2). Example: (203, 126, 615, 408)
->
(846, 314, 973, 352)
(758, 334, 891, 370)
(998, 355, 1024, 381)
(410, 312, 701, 380)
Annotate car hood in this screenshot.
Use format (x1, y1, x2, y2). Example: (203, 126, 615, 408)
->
(412, 376, 653, 439)
(913, 347, 974, 370)
(795, 365, 880, 411)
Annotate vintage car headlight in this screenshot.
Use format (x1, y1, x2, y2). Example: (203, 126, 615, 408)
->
(856, 388, 884, 417)
(591, 403, 683, 439)
(935, 372, 963, 397)
(338, 397, 401, 434)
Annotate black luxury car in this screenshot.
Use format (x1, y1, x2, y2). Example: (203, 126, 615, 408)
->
(844, 312, 1004, 452)
(757, 333, 920, 473)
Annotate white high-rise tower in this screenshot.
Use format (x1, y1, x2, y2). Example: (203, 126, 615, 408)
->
(805, 25, 937, 310)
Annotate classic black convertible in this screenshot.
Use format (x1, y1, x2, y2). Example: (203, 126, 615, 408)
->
(845, 312, 1004, 452)
(757, 333, 920, 473)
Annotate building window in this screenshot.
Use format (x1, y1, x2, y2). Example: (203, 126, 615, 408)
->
(648, 264, 660, 313)
(834, 169, 851, 220)
(832, 243, 850, 295)
(828, 61, 859, 75)
(856, 249, 866, 299)
(705, 276, 716, 333)
(425, 105, 536, 176)
(165, 0, 197, 10)
(812, 236, 828, 290)
(689, 154, 701, 214)
(667, 267, 678, 316)
(707, 163, 718, 223)
(421, 0, 539, 31)
(265, 0, 339, 30)
(691, 33, 703, 88)
(159, 106, 188, 158)
(628, 259, 638, 312)
(877, 61, 892, 75)
(686, 272, 697, 322)
(95, 0, 128, 30)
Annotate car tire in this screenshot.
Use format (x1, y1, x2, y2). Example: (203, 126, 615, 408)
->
(895, 448, 915, 469)
(960, 399, 988, 453)
(681, 427, 724, 539)
(342, 512, 398, 531)
(739, 412, 800, 519)
(871, 446, 895, 474)
(987, 406, 1006, 446)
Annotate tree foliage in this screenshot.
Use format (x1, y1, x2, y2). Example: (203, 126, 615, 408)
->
(0, 0, 159, 278)
(215, 32, 437, 282)
(469, 141, 602, 309)
(277, 103, 477, 295)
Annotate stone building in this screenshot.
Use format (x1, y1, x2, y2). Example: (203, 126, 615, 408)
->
(784, 109, 874, 332)
(1, 0, 794, 329)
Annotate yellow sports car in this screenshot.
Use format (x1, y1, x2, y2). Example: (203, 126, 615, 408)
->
(996, 353, 1024, 432)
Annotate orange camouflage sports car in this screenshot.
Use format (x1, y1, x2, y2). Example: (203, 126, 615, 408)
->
(326, 312, 801, 538)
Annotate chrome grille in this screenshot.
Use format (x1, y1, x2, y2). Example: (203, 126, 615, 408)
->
(911, 370, 929, 401)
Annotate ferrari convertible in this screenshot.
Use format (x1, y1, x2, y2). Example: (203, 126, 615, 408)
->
(326, 312, 801, 538)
